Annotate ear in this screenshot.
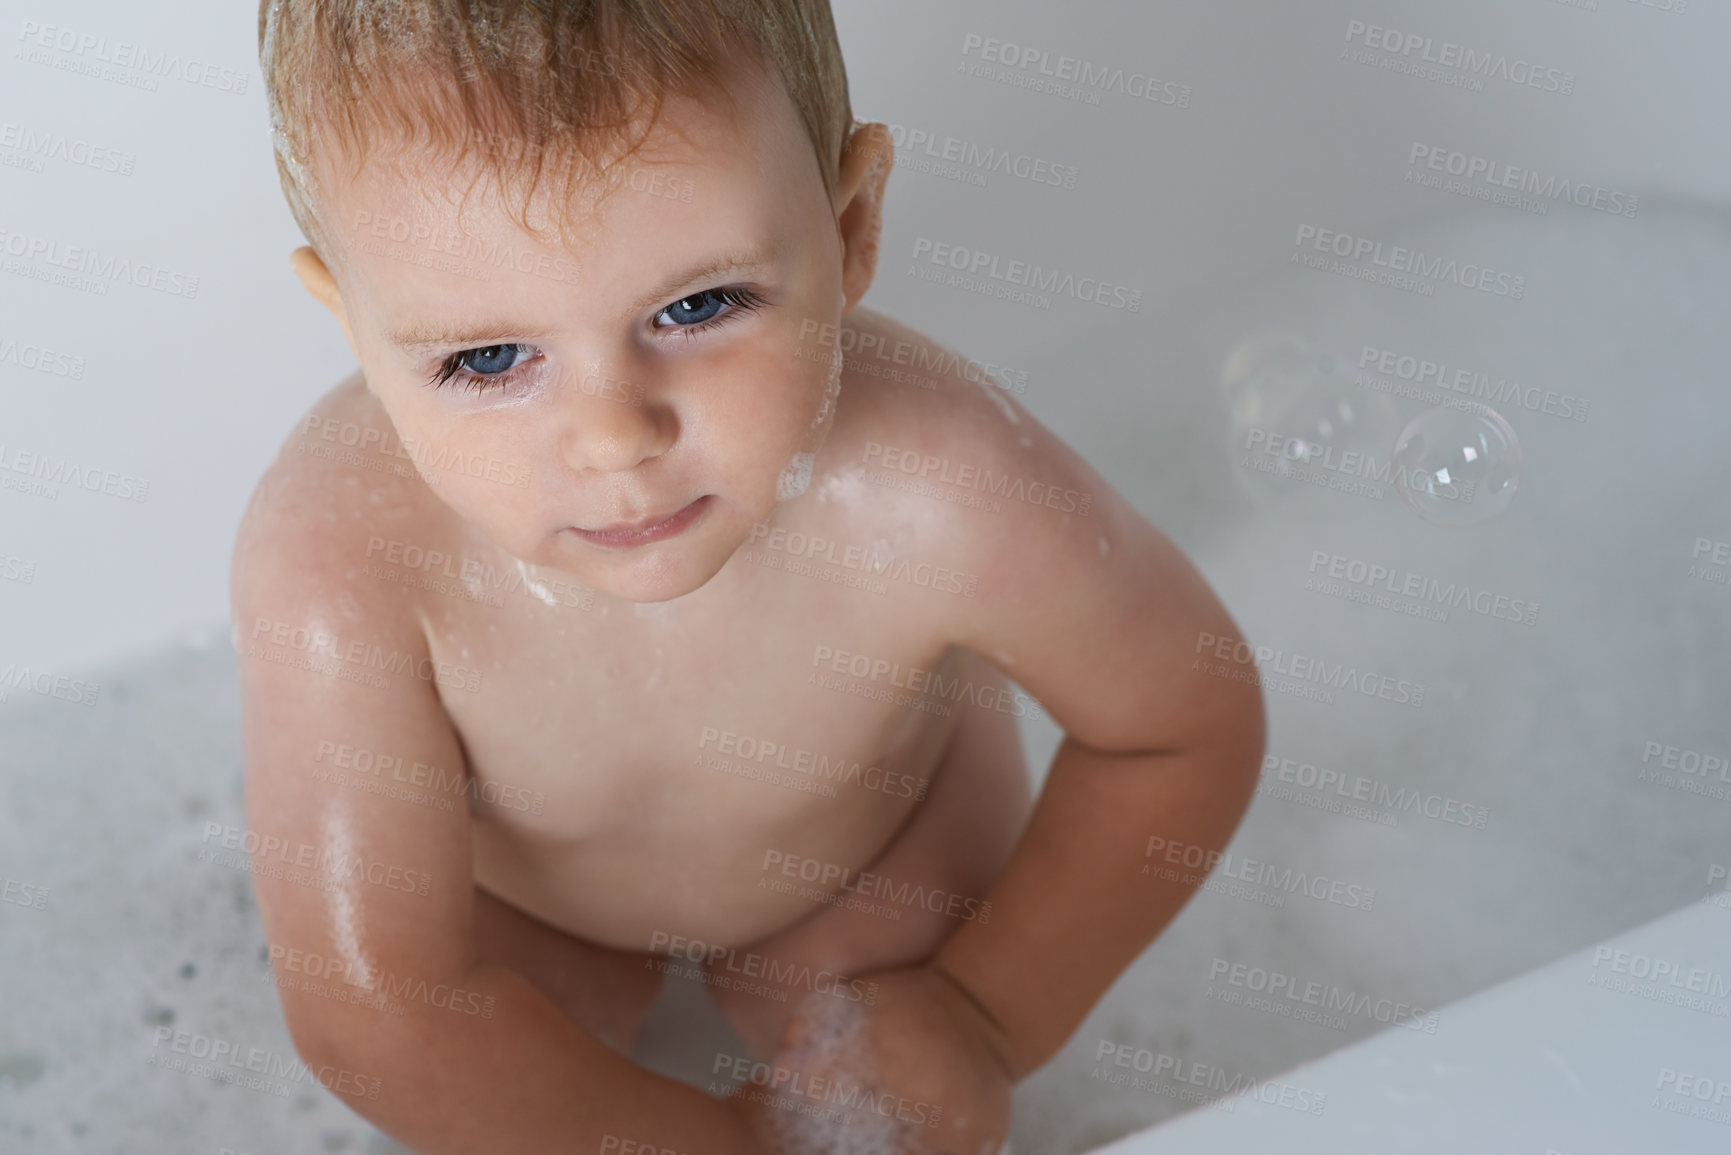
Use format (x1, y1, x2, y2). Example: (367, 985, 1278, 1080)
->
(290, 246, 360, 357)
(833, 122, 894, 315)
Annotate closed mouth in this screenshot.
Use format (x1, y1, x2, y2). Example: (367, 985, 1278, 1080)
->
(567, 494, 711, 547)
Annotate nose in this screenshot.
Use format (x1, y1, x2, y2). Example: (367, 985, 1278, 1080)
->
(554, 361, 674, 474)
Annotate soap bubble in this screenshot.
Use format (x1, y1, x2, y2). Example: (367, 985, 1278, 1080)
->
(1391, 403, 1522, 526)
(1222, 332, 1399, 516)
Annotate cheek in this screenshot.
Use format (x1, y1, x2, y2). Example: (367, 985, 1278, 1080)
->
(703, 348, 824, 446)
(383, 404, 541, 526)
(425, 471, 549, 559)
(416, 452, 530, 520)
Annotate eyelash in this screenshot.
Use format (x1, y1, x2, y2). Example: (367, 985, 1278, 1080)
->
(425, 285, 769, 394)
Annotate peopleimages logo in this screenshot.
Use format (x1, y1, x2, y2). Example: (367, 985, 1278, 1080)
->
(1356, 343, 1589, 423)
(959, 34, 1193, 108)
(1305, 549, 1541, 628)
(760, 849, 993, 924)
(910, 237, 1143, 312)
(646, 931, 879, 1005)
(1206, 957, 1439, 1032)
(147, 1027, 381, 1100)
(810, 643, 1044, 720)
(711, 1050, 943, 1128)
(1653, 1067, 1731, 1128)
(350, 210, 580, 286)
(0, 662, 100, 707)
(698, 727, 930, 801)
(1589, 946, 1731, 1008)
(1406, 144, 1637, 219)
(0, 332, 85, 378)
(795, 320, 1030, 395)
(1293, 225, 1525, 299)
(16, 20, 250, 94)
(0, 441, 149, 503)
(863, 441, 1092, 517)
(1143, 835, 1377, 911)
(0, 877, 49, 911)
(0, 120, 136, 176)
(0, 224, 199, 298)
(1193, 630, 1426, 709)
(1258, 753, 1491, 832)
(1341, 19, 1575, 96)
(884, 123, 1080, 189)
(266, 944, 496, 1019)
(1091, 1040, 1328, 1116)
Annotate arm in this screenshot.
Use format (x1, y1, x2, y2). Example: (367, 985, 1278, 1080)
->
(231, 445, 762, 1155)
(931, 408, 1268, 1082)
(930, 735, 1262, 1082)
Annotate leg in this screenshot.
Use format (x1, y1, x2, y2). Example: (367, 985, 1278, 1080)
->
(471, 883, 664, 1055)
(705, 649, 1035, 1057)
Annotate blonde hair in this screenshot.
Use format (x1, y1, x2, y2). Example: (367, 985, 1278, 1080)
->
(258, 0, 855, 261)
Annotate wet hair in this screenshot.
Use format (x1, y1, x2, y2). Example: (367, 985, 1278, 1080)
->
(258, 0, 854, 262)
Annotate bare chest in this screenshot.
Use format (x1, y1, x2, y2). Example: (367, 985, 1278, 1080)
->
(410, 542, 966, 938)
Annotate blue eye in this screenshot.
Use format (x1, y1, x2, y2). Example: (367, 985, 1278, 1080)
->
(654, 286, 767, 335)
(661, 290, 728, 326)
(460, 345, 527, 375)
(428, 343, 537, 392)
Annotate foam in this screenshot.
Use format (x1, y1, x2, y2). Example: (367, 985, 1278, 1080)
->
(763, 998, 904, 1155)
(513, 557, 560, 607)
(776, 349, 844, 502)
(260, 0, 316, 199)
(776, 452, 815, 501)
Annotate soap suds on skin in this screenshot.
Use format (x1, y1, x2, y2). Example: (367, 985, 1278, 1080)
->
(812, 348, 844, 428)
(777, 452, 816, 500)
(514, 558, 560, 607)
(763, 996, 907, 1155)
(814, 464, 867, 508)
(778, 351, 844, 502)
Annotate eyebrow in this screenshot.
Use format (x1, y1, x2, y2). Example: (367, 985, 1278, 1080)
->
(384, 242, 782, 351)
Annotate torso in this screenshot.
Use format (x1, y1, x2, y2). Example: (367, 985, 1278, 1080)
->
(302, 307, 1007, 952)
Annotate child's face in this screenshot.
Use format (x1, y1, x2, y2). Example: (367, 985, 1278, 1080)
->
(305, 67, 879, 604)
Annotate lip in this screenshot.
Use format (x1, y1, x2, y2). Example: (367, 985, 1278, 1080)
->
(567, 494, 712, 548)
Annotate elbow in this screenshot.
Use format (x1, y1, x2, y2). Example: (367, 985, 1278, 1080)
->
(278, 1001, 408, 1108)
(1234, 682, 1269, 774)
(1186, 675, 1268, 780)
(1190, 682, 1267, 810)
(1220, 683, 1268, 800)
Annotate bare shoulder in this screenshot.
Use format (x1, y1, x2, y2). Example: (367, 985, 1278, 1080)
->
(819, 309, 1262, 755)
(819, 307, 1106, 553)
(823, 308, 1038, 454)
(228, 372, 439, 639)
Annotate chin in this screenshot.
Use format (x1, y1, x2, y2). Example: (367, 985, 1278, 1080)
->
(525, 496, 753, 604)
(602, 571, 708, 604)
(583, 547, 725, 605)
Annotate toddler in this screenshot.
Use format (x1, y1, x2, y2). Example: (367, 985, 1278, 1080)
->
(232, 2, 1266, 1152)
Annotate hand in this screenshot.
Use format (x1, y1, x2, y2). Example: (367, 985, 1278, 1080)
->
(726, 964, 1014, 1155)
